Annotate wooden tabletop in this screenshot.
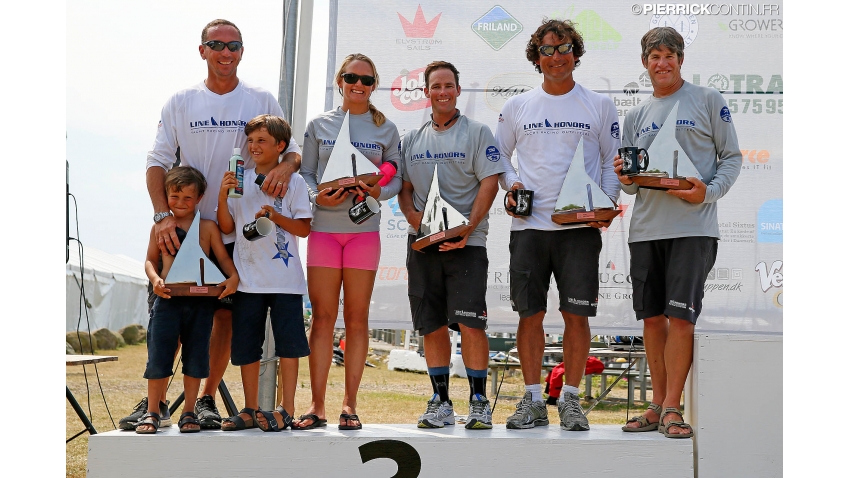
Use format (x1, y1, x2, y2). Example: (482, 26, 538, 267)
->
(66, 354, 118, 366)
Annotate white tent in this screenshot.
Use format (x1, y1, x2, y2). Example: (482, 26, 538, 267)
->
(66, 245, 149, 332)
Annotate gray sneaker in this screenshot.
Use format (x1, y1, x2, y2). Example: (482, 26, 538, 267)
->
(119, 397, 171, 430)
(506, 391, 549, 429)
(194, 395, 222, 429)
(558, 392, 590, 431)
(417, 394, 455, 428)
(465, 394, 493, 430)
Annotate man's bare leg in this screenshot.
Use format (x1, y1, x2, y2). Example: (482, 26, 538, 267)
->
(624, 314, 668, 429)
(660, 316, 694, 436)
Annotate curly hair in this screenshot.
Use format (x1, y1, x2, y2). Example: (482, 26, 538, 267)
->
(525, 18, 585, 73)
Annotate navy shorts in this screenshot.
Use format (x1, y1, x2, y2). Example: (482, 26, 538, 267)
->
(629, 236, 718, 324)
(230, 292, 310, 366)
(406, 235, 489, 336)
(509, 228, 602, 318)
(144, 296, 216, 379)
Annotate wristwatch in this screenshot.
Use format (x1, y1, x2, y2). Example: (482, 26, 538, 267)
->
(153, 211, 172, 223)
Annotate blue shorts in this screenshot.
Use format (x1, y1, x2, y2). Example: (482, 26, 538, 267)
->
(144, 296, 216, 379)
(230, 292, 310, 366)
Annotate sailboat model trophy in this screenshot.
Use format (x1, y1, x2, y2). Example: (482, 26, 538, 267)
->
(629, 101, 701, 191)
(551, 137, 620, 225)
(318, 111, 384, 191)
(411, 166, 471, 252)
(163, 212, 227, 296)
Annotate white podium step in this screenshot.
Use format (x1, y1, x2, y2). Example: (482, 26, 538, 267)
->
(88, 424, 692, 477)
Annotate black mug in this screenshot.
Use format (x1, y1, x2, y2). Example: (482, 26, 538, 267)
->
(505, 189, 534, 216)
(349, 195, 380, 224)
(243, 216, 274, 241)
(619, 147, 649, 176)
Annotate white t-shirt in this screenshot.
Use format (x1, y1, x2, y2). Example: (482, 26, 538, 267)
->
(495, 84, 621, 231)
(226, 169, 312, 294)
(146, 80, 301, 242)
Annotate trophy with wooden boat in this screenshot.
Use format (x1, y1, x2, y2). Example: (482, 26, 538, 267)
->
(317, 111, 384, 191)
(411, 166, 471, 252)
(551, 137, 620, 225)
(626, 101, 701, 191)
(163, 212, 226, 296)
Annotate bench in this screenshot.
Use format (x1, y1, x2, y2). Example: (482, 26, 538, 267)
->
(585, 366, 651, 405)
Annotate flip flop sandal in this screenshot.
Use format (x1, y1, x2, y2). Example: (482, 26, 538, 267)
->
(622, 403, 662, 432)
(221, 408, 257, 431)
(293, 413, 327, 430)
(658, 407, 694, 438)
(257, 407, 293, 432)
(178, 411, 201, 433)
(135, 412, 160, 434)
(339, 413, 362, 430)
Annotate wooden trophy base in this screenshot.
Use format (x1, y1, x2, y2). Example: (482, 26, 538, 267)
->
(411, 225, 471, 252)
(318, 174, 382, 191)
(551, 208, 620, 225)
(630, 174, 693, 191)
(165, 284, 225, 297)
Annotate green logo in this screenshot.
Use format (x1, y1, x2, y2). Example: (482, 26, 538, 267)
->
(550, 8, 622, 50)
(472, 6, 523, 51)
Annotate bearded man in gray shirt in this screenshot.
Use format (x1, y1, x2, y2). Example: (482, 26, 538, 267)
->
(616, 27, 741, 439)
(398, 61, 504, 430)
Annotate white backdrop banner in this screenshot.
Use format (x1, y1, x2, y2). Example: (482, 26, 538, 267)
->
(322, 0, 783, 334)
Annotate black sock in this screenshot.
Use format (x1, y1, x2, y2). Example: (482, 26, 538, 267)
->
(429, 373, 451, 403)
(467, 375, 487, 400)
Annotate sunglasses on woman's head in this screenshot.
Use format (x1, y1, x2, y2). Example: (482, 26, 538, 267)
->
(341, 73, 376, 87)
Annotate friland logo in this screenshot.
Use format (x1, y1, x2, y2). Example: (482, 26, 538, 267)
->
(650, 14, 698, 47)
(398, 5, 441, 38)
(757, 199, 782, 243)
(391, 67, 430, 112)
(550, 9, 621, 50)
(484, 72, 538, 112)
(472, 6, 522, 51)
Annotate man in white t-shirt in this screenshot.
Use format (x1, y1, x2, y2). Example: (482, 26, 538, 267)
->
(496, 19, 620, 432)
(122, 19, 302, 431)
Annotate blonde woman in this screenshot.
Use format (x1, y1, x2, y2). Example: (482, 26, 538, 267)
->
(297, 53, 401, 430)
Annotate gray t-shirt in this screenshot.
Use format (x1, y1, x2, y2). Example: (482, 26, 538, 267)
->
(622, 81, 742, 242)
(301, 107, 402, 233)
(400, 115, 505, 247)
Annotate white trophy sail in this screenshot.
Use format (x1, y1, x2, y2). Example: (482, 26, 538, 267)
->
(553, 137, 617, 213)
(645, 101, 702, 180)
(319, 111, 380, 185)
(418, 165, 468, 237)
(163, 212, 226, 285)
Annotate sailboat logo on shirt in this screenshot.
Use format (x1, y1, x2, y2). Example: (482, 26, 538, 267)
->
(522, 119, 591, 133)
(189, 116, 248, 130)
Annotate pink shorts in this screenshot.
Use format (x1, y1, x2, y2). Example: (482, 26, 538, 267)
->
(306, 231, 381, 271)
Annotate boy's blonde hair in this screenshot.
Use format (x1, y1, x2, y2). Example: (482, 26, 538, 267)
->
(245, 114, 292, 149)
(164, 166, 207, 196)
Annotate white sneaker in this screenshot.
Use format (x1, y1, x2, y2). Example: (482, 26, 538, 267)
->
(417, 394, 455, 428)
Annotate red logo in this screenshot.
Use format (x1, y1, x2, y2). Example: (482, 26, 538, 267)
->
(391, 67, 431, 111)
(398, 5, 441, 38)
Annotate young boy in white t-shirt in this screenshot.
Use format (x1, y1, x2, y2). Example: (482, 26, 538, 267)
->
(216, 114, 313, 431)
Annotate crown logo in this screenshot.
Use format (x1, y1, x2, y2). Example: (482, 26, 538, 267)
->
(398, 5, 441, 38)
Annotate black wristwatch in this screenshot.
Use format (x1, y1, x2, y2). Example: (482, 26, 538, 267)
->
(153, 211, 172, 223)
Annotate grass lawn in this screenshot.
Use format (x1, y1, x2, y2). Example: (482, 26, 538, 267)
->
(67, 343, 652, 477)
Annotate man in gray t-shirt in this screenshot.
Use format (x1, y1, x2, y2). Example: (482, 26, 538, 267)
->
(398, 61, 503, 430)
(616, 27, 741, 438)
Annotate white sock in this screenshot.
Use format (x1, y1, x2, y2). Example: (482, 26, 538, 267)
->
(561, 385, 579, 400)
(525, 384, 542, 402)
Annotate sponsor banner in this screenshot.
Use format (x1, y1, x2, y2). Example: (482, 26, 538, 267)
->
(328, 0, 782, 334)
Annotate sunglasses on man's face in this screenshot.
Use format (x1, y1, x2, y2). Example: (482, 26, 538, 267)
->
(341, 73, 376, 87)
(203, 40, 243, 52)
(538, 42, 573, 57)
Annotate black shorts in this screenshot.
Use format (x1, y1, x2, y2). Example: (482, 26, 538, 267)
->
(230, 292, 310, 366)
(147, 242, 235, 313)
(509, 228, 602, 318)
(629, 236, 718, 324)
(406, 235, 488, 336)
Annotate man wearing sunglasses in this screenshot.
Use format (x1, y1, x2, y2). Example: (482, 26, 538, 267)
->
(135, 18, 302, 431)
(496, 19, 620, 432)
